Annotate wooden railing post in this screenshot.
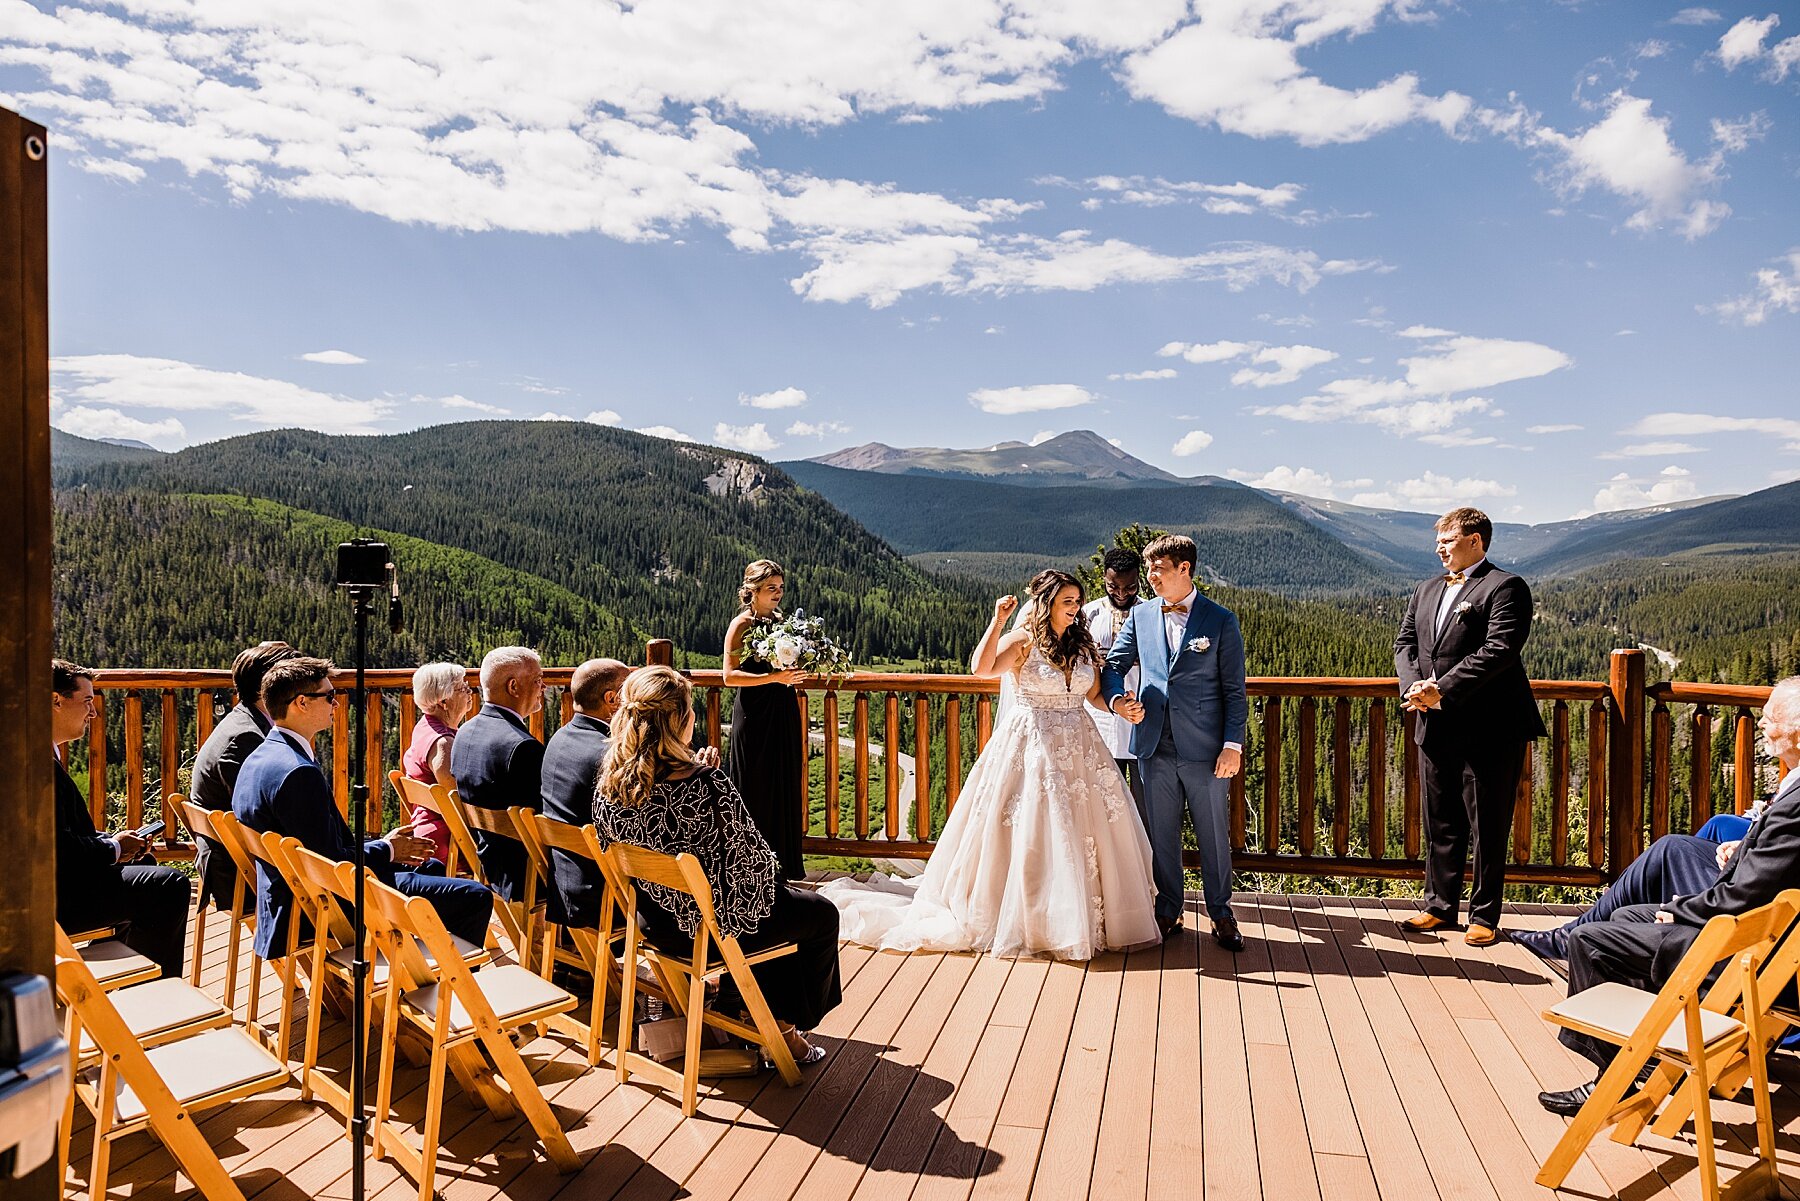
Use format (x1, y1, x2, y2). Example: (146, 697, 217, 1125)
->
(1607, 649, 1646, 878)
(644, 638, 674, 668)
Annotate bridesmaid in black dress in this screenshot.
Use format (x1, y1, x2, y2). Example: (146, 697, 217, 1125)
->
(724, 559, 808, 879)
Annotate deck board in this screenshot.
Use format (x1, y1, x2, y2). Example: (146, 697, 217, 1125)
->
(65, 891, 1800, 1201)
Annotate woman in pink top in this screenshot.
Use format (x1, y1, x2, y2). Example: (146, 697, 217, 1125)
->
(403, 661, 476, 864)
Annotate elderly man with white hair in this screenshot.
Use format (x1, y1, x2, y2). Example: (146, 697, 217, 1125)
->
(1539, 675, 1800, 1116)
(450, 646, 546, 901)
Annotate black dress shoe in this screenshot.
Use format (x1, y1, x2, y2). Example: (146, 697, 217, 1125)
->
(1539, 1064, 1656, 1116)
(1157, 914, 1184, 941)
(1211, 915, 1245, 953)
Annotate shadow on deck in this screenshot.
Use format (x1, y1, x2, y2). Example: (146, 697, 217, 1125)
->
(62, 893, 1800, 1201)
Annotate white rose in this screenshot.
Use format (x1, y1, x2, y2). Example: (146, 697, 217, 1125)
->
(773, 637, 801, 668)
(1186, 636, 1212, 654)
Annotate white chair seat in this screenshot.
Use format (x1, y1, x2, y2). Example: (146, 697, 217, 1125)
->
(1549, 982, 1744, 1056)
(89, 1027, 289, 1124)
(328, 932, 485, 985)
(81, 940, 158, 987)
(404, 964, 572, 1036)
(78, 979, 228, 1055)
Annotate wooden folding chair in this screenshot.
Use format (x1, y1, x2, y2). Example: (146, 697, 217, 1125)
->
(389, 770, 480, 880)
(1536, 891, 1800, 1200)
(56, 929, 290, 1201)
(77, 938, 159, 992)
(273, 837, 488, 1124)
(602, 843, 801, 1116)
(58, 925, 232, 1072)
(352, 865, 581, 1201)
(447, 788, 537, 968)
(204, 808, 267, 1024)
(179, 799, 260, 1012)
(236, 821, 320, 1062)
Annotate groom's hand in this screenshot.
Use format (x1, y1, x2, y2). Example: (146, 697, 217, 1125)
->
(1214, 747, 1242, 779)
(1111, 692, 1145, 724)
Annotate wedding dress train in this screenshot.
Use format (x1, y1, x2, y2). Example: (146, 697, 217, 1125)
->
(818, 646, 1160, 960)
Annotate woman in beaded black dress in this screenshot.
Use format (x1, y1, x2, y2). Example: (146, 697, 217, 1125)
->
(722, 559, 807, 879)
(593, 665, 841, 1062)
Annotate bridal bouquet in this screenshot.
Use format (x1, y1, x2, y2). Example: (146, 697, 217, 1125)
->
(744, 609, 855, 680)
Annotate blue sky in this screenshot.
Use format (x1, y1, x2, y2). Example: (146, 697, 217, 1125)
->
(2, 0, 1796, 522)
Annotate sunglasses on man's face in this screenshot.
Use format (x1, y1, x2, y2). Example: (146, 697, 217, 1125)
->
(300, 689, 339, 704)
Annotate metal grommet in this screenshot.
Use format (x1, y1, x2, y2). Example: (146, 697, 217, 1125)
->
(25, 135, 46, 161)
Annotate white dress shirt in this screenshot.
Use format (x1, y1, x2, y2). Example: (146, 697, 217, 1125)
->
(1434, 557, 1486, 635)
(1083, 596, 1137, 759)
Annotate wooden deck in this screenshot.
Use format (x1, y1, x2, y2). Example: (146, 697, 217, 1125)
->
(66, 892, 1800, 1201)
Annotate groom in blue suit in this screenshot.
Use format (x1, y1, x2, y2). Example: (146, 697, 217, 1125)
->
(1101, 534, 1249, 951)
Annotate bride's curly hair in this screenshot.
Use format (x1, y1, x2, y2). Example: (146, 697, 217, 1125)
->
(597, 666, 697, 810)
(1022, 569, 1101, 673)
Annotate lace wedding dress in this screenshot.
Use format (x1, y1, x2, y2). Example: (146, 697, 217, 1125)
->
(818, 645, 1160, 960)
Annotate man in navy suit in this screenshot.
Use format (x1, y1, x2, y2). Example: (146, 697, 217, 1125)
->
(1101, 534, 1249, 951)
(234, 656, 491, 960)
(451, 646, 546, 902)
(1394, 507, 1547, 947)
(540, 658, 629, 928)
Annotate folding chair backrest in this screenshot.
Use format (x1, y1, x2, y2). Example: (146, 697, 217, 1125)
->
(390, 771, 480, 878)
(205, 808, 263, 887)
(178, 798, 218, 845)
(532, 814, 597, 861)
(279, 838, 359, 948)
(603, 843, 720, 932)
(344, 865, 439, 997)
(52, 926, 191, 1131)
(511, 806, 553, 900)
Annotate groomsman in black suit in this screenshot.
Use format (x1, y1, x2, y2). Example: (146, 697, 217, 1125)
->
(1539, 676, 1800, 1114)
(540, 658, 630, 928)
(189, 640, 297, 912)
(1394, 507, 1546, 947)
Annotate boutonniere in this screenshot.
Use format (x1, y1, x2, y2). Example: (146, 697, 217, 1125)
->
(1453, 601, 1473, 620)
(1185, 636, 1212, 654)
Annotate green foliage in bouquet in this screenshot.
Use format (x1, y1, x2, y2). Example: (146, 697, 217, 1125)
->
(742, 609, 855, 679)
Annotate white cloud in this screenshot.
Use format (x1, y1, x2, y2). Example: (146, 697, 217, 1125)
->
(586, 409, 622, 425)
(533, 411, 577, 421)
(1046, 174, 1305, 215)
(1029, 429, 1058, 446)
(1708, 250, 1800, 326)
(1171, 429, 1215, 457)
(968, 384, 1094, 415)
(1108, 368, 1179, 381)
(432, 394, 512, 415)
(1352, 473, 1516, 512)
(1397, 324, 1455, 338)
(55, 406, 187, 449)
(1602, 441, 1705, 457)
(51, 354, 391, 434)
(1157, 339, 1255, 364)
(1119, 8, 1473, 147)
(1591, 465, 1701, 512)
(1670, 8, 1723, 26)
(713, 421, 780, 452)
(1529, 94, 1744, 239)
(1628, 411, 1800, 452)
(1229, 343, 1337, 388)
(1400, 335, 1572, 394)
(786, 420, 849, 438)
(741, 386, 808, 410)
(634, 425, 696, 443)
(1227, 464, 1369, 498)
(300, 349, 366, 365)
(1527, 423, 1583, 434)
(1717, 14, 1800, 80)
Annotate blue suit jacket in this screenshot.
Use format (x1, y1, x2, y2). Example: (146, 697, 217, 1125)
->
(539, 713, 609, 928)
(234, 727, 393, 958)
(1100, 593, 1248, 764)
(449, 704, 543, 901)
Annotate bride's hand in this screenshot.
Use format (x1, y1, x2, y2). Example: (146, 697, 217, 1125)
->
(994, 595, 1019, 624)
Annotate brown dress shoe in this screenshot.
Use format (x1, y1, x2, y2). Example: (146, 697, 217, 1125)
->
(1464, 923, 1498, 946)
(1400, 912, 1451, 932)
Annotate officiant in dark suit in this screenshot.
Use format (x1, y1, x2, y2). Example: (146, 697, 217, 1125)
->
(1394, 507, 1546, 947)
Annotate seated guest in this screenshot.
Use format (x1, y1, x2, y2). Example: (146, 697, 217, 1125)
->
(450, 646, 545, 902)
(592, 666, 839, 1064)
(235, 656, 492, 959)
(52, 659, 191, 979)
(540, 658, 630, 929)
(1539, 675, 1800, 1115)
(402, 661, 476, 865)
(190, 640, 299, 915)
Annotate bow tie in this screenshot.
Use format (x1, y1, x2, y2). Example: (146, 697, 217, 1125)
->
(1161, 602, 1189, 615)
(1443, 571, 1467, 585)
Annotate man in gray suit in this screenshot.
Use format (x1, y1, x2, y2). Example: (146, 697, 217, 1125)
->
(1100, 533, 1249, 951)
(189, 640, 298, 912)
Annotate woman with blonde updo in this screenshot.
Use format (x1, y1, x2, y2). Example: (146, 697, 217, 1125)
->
(594, 666, 840, 1063)
(722, 559, 807, 879)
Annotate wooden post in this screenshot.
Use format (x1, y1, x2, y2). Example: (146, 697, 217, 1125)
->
(0, 103, 58, 1201)
(1607, 649, 1646, 878)
(644, 639, 674, 668)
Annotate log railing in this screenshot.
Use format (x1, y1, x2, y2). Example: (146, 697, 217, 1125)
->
(74, 647, 1781, 888)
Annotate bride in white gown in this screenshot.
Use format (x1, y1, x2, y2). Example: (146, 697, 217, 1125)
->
(819, 569, 1160, 960)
